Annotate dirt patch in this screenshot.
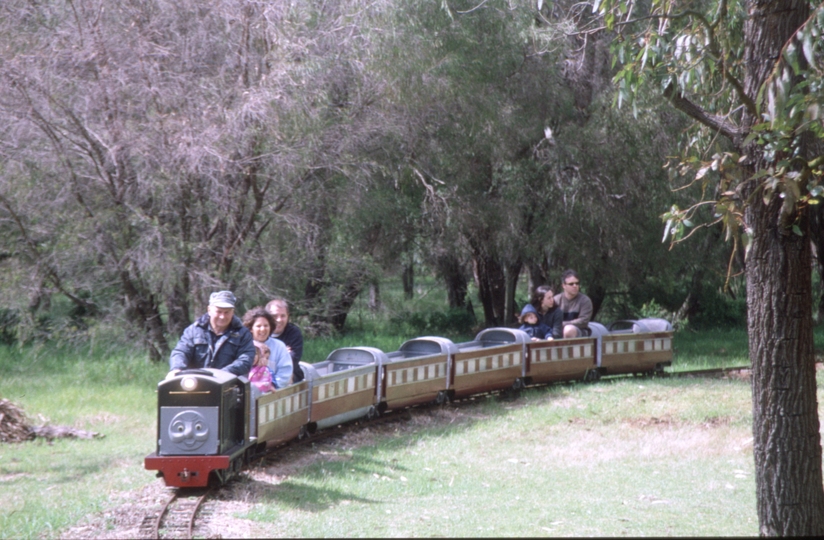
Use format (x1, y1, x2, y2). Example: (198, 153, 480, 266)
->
(623, 415, 678, 429)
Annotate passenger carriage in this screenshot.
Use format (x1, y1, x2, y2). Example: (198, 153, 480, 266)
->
(598, 319, 673, 376)
(527, 334, 598, 384)
(301, 347, 386, 430)
(451, 328, 529, 398)
(253, 368, 312, 447)
(382, 336, 456, 411)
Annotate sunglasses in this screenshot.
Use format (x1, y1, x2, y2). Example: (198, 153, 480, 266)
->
(564, 281, 580, 286)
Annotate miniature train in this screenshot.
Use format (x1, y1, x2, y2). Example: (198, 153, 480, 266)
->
(145, 319, 673, 488)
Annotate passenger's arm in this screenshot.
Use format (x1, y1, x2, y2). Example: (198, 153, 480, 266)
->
(169, 329, 194, 371)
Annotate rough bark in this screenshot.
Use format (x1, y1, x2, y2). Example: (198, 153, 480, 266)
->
(745, 191, 824, 535)
(402, 262, 415, 300)
(808, 202, 824, 324)
(676, 228, 723, 323)
(741, 1, 824, 535)
(471, 245, 506, 327)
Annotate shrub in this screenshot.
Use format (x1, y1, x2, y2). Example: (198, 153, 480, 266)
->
(389, 308, 476, 337)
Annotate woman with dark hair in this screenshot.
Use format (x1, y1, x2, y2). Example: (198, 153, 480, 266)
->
(521, 285, 563, 339)
(242, 307, 293, 388)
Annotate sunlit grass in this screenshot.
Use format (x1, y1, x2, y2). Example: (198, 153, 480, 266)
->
(670, 327, 749, 371)
(2, 324, 824, 538)
(0, 345, 167, 539)
(240, 376, 762, 537)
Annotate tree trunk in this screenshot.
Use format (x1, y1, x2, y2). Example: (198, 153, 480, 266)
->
(436, 254, 469, 309)
(472, 249, 506, 327)
(745, 192, 824, 535)
(526, 261, 549, 298)
(676, 228, 722, 323)
(327, 279, 365, 331)
(165, 278, 191, 338)
(368, 279, 380, 313)
(402, 261, 415, 299)
(808, 203, 824, 324)
(503, 260, 522, 326)
(120, 270, 169, 363)
(742, 2, 824, 534)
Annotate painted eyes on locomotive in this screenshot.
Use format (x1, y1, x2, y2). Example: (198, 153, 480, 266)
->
(168, 410, 211, 450)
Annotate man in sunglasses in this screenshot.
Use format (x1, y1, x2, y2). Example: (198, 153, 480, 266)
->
(554, 269, 593, 338)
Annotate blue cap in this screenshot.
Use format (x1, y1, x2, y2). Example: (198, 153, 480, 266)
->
(520, 304, 538, 317)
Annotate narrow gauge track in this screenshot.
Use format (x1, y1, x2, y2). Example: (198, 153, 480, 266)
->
(661, 365, 751, 378)
(141, 487, 213, 540)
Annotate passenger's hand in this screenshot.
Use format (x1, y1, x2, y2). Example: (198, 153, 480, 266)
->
(165, 369, 180, 380)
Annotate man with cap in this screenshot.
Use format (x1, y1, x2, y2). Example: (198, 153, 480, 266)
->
(168, 291, 255, 377)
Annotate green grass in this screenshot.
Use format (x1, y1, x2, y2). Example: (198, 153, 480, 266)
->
(670, 327, 750, 371)
(0, 344, 167, 538)
(2, 325, 823, 537)
(236, 376, 762, 537)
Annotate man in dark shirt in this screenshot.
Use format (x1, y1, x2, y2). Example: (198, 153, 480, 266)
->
(265, 298, 305, 383)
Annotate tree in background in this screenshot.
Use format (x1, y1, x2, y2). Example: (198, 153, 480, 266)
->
(0, 0, 741, 351)
(0, 0, 406, 348)
(591, 0, 824, 533)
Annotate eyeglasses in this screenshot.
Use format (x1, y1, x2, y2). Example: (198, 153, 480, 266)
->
(564, 281, 580, 286)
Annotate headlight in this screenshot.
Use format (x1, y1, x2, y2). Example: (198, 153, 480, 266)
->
(180, 376, 198, 392)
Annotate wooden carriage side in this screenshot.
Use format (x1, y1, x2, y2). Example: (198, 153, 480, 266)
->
(303, 347, 385, 430)
(383, 353, 450, 409)
(256, 380, 311, 447)
(451, 344, 523, 397)
(526, 336, 597, 384)
(382, 337, 454, 410)
(599, 331, 673, 375)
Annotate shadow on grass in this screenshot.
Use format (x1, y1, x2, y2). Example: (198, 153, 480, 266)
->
(236, 477, 379, 512)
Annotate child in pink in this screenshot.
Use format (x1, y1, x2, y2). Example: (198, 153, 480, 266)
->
(250, 341, 275, 393)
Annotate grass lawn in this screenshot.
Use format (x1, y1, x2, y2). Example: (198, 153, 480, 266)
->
(0, 327, 821, 537)
(0, 344, 167, 538)
(235, 376, 761, 537)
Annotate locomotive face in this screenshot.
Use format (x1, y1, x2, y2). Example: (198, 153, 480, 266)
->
(168, 410, 211, 450)
(159, 406, 220, 455)
(155, 369, 240, 456)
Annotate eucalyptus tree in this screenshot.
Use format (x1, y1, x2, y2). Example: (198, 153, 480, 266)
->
(591, 0, 824, 533)
(382, 0, 686, 325)
(0, 0, 406, 353)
